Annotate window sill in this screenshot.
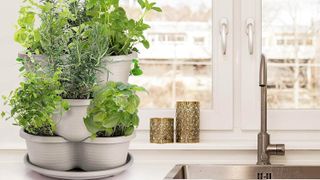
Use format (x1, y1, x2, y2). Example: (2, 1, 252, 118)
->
(129, 140, 320, 151)
(2, 138, 320, 151)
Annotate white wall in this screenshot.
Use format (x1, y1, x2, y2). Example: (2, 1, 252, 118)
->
(0, 0, 25, 148)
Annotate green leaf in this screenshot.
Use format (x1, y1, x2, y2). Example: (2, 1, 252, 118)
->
(93, 112, 107, 122)
(132, 114, 139, 127)
(131, 68, 143, 76)
(61, 100, 70, 111)
(140, 23, 151, 30)
(19, 66, 25, 72)
(84, 116, 100, 134)
(117, 83, 129, 91)
(137, 0, 145, 8)
(124, 126, 134, 136)
(131, 85, 146, 92)
(131, 58, 143, 76)
(1, 111, 6, 118)
(102, 114, 120, 128)
(16, 57, 24, 62)
(151, 7, 162, 12)
(141, 40, 150, 49)
(126, 95, 139, 114)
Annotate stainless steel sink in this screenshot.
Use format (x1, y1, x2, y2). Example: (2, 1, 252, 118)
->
(164, 164, 320, 179)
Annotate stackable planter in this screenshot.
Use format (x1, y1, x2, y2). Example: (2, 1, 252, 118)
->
(20, 130, 75, 171)
(98, 52, 137, 84)
(53, 99, 91, 142)
(80, 133, 136, 171)
(21, 129, 135, 172)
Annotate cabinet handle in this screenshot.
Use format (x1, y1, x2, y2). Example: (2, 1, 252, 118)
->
(246, 18, 255, 55)
(220, 18, 228, 55)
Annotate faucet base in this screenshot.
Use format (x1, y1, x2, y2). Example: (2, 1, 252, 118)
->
(257, 132, 285, 165)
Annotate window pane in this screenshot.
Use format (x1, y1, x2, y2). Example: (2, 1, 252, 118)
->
(263, 0, 320, 109)
(124, 0, 213, 109)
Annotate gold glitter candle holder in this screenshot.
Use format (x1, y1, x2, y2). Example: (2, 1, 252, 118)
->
(176, 101, 200, 143)
(150, 118, 174, 144)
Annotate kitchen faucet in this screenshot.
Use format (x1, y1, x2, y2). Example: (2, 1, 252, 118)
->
(257, 54, 285, 165)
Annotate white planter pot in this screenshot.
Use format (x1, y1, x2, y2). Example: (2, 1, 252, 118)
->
(20, 129, 76, 171)
(98, 52, 137, 84)
(80, 133, 136, 171)
(18, 53, 49, 72)
(53, 99, 91, 142)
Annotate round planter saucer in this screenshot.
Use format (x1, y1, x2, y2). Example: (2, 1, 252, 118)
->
(24, 153, 133, 180)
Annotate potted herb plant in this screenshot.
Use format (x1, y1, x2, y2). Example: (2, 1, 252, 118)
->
(14, 0, 161, 142)
(15, 0, 71, 73)
(1, 69, 73, 171)
(85, 0, 162, 83)
(14, 0, 100, 142)
(83, 82, 144, 171)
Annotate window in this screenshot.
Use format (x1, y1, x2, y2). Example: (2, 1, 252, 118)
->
(124, 0, 234, 130)
(262, 0, 320, 109)
(242, 0, 320, 131)
(124, 0, 213, 109)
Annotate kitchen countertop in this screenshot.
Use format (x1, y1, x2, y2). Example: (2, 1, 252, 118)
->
(0, 151, 174, 180)
(0, 162, 174, 180)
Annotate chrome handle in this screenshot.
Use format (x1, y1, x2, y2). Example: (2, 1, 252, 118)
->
(220, 18, 228, 55)
(246, 18, 254, 55)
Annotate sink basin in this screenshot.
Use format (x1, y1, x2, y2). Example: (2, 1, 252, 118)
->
(164, 164, 320, 179)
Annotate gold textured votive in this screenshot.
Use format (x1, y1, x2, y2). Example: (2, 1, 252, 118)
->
(150, 118, 174, 144)
(176, 101, 200, 143)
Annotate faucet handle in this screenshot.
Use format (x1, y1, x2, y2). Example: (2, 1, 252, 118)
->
(267, 144, 285, 156)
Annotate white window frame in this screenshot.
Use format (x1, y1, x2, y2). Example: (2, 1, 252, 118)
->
(137, 0, 234, 131)
(241, 0, 320, 131)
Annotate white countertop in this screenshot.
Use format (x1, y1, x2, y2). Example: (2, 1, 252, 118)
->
(0, 151, 174, 180)
(0, 162, 174, 180)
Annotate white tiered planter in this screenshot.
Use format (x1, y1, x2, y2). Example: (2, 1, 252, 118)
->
(53, 99, 91, 142)
(80, 133, 136, 171)
(20, 130, 76, 171)
(98, 52, 137, 84)
(21, 129, 135, 172)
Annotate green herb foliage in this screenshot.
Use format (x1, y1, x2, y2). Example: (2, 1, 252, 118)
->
(14, 0, 161, 99)
(14, 0, 72, 58)
(86, 0, 161, 56)
(84, 82, 145, 137)
(2, 69, 69, 136)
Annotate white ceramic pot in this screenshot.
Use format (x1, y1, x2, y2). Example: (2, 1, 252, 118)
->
(20, 129, 76, 171)
(53, 99, 91, 142)
(98, 52, 137, 84)
(80, 133, 136, 171)
(18, 53, 49, 72)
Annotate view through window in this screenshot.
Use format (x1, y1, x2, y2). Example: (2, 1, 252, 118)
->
(124, 0, 213, 109)
(263, 0, 320, 109)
